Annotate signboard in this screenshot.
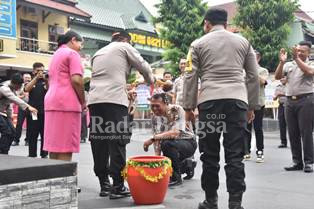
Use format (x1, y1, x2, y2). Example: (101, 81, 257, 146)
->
(0, 39, 3, 52)
(264, 80, 279, 109)
(130, 33, 170, 49)
(136, 84, 151, 110)
(0, 0, 16, 38)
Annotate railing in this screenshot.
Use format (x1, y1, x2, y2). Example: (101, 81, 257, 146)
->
(16, 37, 58, 55)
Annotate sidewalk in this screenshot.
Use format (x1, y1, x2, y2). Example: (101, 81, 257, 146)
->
(9, 130, 314, 209)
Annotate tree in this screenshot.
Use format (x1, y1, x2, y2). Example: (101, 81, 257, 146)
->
(234, 0, 298, 71)
(154, 0, 207, 77)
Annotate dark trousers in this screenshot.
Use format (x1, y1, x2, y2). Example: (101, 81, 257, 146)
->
(278, 103, 287, 145)
(161, 138, 197, 175)
(15, 107, 27, 143)
(285, 95, 314, 165)
(81, 111, 88, 142)
(26, 113, 47, 157)
(0, 115, 16, 154)
(89, 103, 131, 186)
(198, 99, 247, 198)
(245, 106, 264, 154)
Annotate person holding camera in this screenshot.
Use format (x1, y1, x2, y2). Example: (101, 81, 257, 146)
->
(24, 62, 48, 158)
(244, 51, 269, 163)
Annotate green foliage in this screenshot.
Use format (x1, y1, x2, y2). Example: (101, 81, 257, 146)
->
(154, 0, 207, 78)
(234, 0, 298, 71)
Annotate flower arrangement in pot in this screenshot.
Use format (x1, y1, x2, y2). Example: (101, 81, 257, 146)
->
(122, 155, 172, 205)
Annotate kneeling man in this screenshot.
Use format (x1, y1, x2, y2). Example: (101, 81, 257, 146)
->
(143, 93, 197, 186)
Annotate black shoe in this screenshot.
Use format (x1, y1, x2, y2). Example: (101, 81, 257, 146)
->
(12, 141, 19, 146)
(78, 187, 81, 193)
(183, 160, 197, 180)
(229, 193, 244, 209)
(109, 185, 131, 199)
(168, 177, 183, 187)
(198, 196, 218, 209)
(169, 172, 182, 187)
(99, 177, 112, 197)
(41, 155, 48, 159)
(278, 144, 287, 148)
(304, 164, 313, 173)
(284, 164, 303, 171)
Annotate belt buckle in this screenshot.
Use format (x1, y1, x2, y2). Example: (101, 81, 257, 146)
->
(291, 96, 297, 100)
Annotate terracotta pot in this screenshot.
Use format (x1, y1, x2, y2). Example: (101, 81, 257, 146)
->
(124, 155, 172, 205)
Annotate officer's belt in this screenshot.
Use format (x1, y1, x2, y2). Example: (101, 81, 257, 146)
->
(287, 93, 313, 100)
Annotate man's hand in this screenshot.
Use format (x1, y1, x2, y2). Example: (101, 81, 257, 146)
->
(143, 138, 153, 152)
(279, 48, 287, 63)
(28, 106, 38, 115)
(292, 46, 299, 60)
(185, 110, 195, 122)
(247, 110, 255, 124)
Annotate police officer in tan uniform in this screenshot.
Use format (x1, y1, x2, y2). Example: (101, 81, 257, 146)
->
(183, 8, 259, 209)
(88, 31, 154, 199)
(275, 41, 314, 173)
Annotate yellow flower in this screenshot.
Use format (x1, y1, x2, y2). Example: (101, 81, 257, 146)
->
(122, 158, 173, 183)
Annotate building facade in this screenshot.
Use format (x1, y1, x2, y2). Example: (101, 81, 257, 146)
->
(70, 0, 168, 63)
(0, 0, 90, 80)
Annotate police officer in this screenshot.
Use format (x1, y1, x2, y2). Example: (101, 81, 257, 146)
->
(183, 8, 259, 209)
(0, 73, 37, 154)
(273, 77, 288, 148)
(12, 73, 31, 146)
(24, 62, 48, 158)
(275, 41, 314, 173)
(88, 31, 154, 199)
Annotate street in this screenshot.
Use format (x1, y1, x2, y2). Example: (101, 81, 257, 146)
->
(9, 130, 314, 209)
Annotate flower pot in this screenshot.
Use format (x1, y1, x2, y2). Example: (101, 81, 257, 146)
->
(122, 155, 172, 205)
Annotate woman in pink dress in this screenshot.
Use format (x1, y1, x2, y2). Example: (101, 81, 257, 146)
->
(44, 30, 86, 161)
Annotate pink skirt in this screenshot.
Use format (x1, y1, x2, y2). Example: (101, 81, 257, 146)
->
(44, 111, 81, 153)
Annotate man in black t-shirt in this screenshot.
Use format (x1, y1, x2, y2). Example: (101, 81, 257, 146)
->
(24, 62, 48, 158)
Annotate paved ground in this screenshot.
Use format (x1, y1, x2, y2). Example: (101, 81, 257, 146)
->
(9, 130, 314, 209)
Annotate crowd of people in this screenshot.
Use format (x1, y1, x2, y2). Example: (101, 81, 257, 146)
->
(0, 7, 313, 209)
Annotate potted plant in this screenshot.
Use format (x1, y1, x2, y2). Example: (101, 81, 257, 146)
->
(122, 155, 172, 205)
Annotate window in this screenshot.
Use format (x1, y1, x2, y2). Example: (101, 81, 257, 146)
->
(20, 20, 38, 52)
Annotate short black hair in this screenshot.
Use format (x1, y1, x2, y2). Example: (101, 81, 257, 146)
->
(163, 71, 172, 77)
(151, 93, 169, 105)
(299, 41, 312, 49)
(33, 62, 44, 70)
(111, 30, 131, 42)
(57, 30, 83, 47)
(254, 50, 261, 57)
(179, 56, 187, 61)
(203, 8, 228, 26)
(11, 73, 24, 85)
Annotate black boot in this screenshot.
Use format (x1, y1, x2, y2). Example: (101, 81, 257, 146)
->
(183, 159, 197, 180)
(229, 193, 244, 209)
(198, 196, 218, 209)
(99, 176, 112, 197)
(168, 172, 182, 187)
(109, 184, 131, 199)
